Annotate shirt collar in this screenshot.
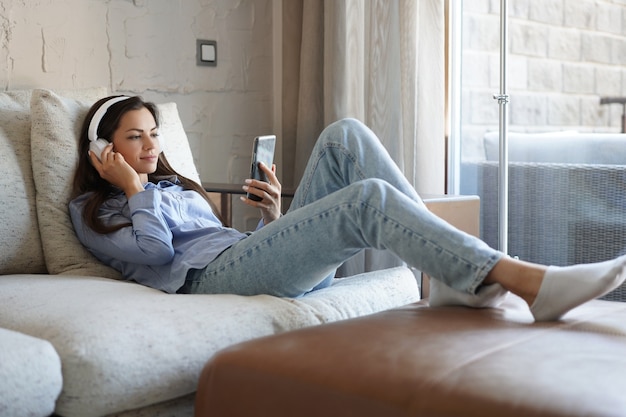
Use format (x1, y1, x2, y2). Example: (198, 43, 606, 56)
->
(144, 175, 181, 190)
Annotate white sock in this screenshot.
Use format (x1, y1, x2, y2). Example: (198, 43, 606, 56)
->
(531, 255, 626, 321)
(429, 278, 508, 309)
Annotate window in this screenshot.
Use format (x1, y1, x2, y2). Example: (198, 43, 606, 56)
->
(447, 0, 626, 273)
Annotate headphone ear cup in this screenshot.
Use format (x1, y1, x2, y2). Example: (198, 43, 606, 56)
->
(89, 139, 109, 162)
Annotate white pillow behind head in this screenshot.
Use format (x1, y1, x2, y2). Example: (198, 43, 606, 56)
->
(30, 88, 121, 278)
(158, 102, 201, 185)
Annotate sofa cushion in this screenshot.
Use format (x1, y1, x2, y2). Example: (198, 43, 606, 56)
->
(0, 90, 47, 274)
(0, 327, 62, 417)
(30, 88, 118, 278)
(30, 90, 200, 278)
(0, 267, 418, 417)
(158, 101, 202, 184)
(484, 131, 626, 164)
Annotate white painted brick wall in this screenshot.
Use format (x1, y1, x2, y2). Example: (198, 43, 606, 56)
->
(461, 0, 626, 160)
(527, 58, 562, 91)
(548, 27, 581, 61)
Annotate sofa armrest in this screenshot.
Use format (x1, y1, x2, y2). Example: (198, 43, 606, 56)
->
(0, 328, 62, 417)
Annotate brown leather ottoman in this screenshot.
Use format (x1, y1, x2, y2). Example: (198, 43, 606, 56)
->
(195, 296, 626, 417)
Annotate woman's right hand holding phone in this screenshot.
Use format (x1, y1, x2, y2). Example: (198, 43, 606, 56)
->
(241, 162, 282, 225)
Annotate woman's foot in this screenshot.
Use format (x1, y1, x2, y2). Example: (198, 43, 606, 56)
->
(530, 256, 626, 321)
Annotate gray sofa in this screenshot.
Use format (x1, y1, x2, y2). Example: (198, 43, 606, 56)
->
(0, 88, 419, 416)
(462, 130, 626, 301)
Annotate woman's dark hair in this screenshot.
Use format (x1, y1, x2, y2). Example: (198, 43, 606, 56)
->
(72, 95, 223, 234)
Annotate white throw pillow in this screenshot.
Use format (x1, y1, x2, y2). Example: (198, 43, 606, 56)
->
(30, 88, 121, 278)
(0, 90, 47, 274)
(158, 102, 202, 185)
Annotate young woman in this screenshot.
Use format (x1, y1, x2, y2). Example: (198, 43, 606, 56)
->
(70, 95, 626, 322)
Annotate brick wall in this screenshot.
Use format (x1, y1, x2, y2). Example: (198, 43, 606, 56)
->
(461, 0, 626, 159)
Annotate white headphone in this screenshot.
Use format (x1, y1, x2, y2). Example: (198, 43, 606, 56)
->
(88, 96, 131, 160)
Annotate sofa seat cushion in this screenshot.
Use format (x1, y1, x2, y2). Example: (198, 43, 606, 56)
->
(0, 327, 62, 417)
(196, 296, 626, 417)
(0, 267, 418, 417)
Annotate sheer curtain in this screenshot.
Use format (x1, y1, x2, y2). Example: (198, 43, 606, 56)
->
(282, 0, 445, 274)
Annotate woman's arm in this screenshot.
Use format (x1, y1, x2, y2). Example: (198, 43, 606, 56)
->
(69, 189, 175, 266)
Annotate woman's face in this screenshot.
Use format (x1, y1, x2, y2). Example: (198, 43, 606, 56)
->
(111, 107, 161, 178)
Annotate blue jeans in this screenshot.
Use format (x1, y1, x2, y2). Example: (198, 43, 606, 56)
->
(185, 118, 503, 297)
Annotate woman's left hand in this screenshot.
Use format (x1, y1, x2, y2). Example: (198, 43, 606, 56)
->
(241, 163, 282, 225)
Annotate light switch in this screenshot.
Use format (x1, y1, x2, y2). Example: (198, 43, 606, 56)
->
(197, 40, 217, 67)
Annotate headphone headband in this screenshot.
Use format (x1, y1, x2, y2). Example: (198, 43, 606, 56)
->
(87, 96, 131, 142)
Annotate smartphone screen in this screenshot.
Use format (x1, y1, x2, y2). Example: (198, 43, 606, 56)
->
(247, 135, 276, 201)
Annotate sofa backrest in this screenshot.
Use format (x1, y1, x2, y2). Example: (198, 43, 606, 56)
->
(484, 131, 626, 165)
(0, 90, 46, 274)
(1, 89, 202, 277)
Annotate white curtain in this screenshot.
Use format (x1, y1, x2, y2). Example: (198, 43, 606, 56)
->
(282, 0, 445, 274)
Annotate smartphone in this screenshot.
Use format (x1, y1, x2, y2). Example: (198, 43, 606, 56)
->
(247, 135, 276, 201)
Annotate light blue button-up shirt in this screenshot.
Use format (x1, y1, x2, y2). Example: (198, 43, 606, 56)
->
(69, 179, 248, 293)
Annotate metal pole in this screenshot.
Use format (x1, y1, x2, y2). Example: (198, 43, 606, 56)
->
(493, 0, 509, 254)
(447, 0, 463, 194)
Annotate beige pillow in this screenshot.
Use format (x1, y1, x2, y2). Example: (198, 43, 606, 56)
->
(0, 90, 47, 274)
(30, 88, 120, 278)
(158, 102, 201, 184)
(30, 89, 202, 278)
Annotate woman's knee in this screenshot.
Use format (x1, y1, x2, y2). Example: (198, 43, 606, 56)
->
(320, 118, 370, 144)
(326, 117, 366, 132)
(344, 178, 393, 201)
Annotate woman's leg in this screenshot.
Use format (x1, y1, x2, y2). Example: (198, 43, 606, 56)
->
(291, 118, 508, 306)
(186, 179, 501, 298)
(287, 117, 424, 290)
(188, 118, 626, 320)
(285, 118, 626, 319)
(289, 118, 423, 212)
